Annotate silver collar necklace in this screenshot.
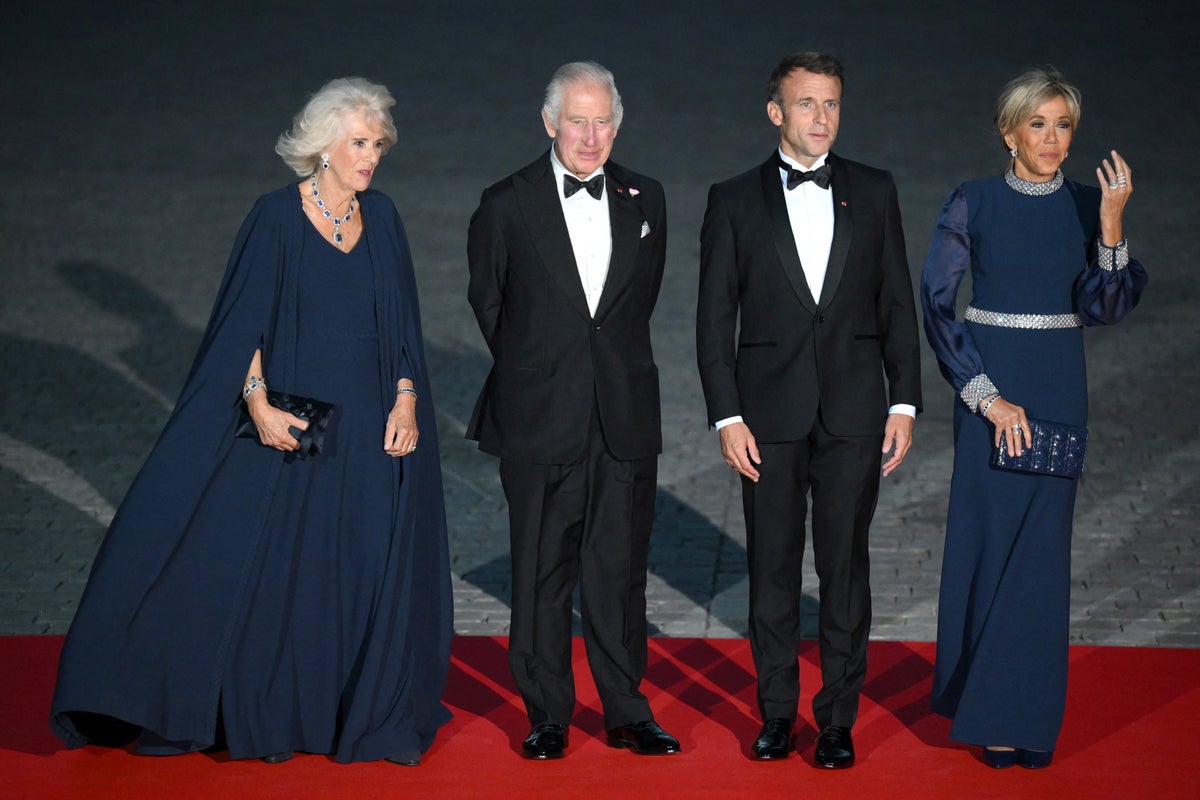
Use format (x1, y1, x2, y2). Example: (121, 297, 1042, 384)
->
(1005, 166, 1064, 196)
(310, 174, 356, 247)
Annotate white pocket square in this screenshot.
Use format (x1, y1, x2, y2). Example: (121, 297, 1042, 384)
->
(640, 221, 651, 238)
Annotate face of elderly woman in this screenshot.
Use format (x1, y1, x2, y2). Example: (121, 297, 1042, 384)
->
(1004, 94, 1074, 182)
(324, 112, 388, 194)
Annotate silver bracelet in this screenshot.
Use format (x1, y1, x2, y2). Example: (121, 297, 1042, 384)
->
(398, 386, 417, 400)
(979, 393, 1001, 418)
(1096, 239, 1130, 272)
(960, 373, 998, 411)
(243, 375, 266, 400)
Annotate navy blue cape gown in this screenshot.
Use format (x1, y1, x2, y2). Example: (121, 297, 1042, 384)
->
(50, 186, 453, 763)
(921, 174, 1146, 750)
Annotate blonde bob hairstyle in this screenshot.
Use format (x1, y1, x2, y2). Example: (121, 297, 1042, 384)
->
(994, 68, 1082, 152)
(275, 77, 398, 177)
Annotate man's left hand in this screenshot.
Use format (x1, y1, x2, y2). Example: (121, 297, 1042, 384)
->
(881, 413, 914, 477)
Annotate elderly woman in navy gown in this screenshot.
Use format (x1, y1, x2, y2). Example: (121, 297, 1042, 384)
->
(921, 69, 1147, 769)
(50, 78, 453, 765)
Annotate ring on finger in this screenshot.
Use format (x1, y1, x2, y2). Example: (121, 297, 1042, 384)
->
(1108, 180, 1119, 190)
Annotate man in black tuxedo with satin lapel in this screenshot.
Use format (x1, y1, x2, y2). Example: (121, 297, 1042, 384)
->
(697, 52, 922, 768)
(467, 61, 678, 760)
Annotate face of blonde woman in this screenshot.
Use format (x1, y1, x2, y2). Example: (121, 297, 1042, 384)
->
(322, 112, 388, 194)
(1005, 95, 1074, 182)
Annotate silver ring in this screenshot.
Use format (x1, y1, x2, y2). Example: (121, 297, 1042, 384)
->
(1116, 172, 1126, 178)
(1013, 424, 1023, 433)
(1108, 181, 1119, 190)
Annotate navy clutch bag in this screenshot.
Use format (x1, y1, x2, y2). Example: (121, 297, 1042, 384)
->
(236, 391, 336, 459)
(991, 418, 1088, 479)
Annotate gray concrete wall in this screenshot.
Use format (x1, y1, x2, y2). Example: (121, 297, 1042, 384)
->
(2, 0, 1197, 644)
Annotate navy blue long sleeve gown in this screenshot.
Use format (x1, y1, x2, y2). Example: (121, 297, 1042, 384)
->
(50, 186, 453, 763)
(921, 172, 1146, 750)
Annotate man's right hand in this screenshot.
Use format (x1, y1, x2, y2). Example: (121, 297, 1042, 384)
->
(719, 422, 762, 482)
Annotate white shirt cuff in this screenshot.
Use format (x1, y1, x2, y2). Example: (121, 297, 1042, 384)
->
(888, 404, 917, 418)
(714, 415, 743, 429)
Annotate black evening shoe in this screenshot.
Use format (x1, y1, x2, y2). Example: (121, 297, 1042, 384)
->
(981, 747, 1018, 768)
(1018, 749, 1053, 769)
(751, 718, 793, 760)
(521, 722, 567, 760)
(813, 725, 855, 769)
(386, 752, 422, 766)
(605, 720, 681, 755)
(260, 751, 294, 764)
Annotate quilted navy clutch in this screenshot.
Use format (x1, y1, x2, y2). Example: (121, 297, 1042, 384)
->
(990, 418, 1088, 479)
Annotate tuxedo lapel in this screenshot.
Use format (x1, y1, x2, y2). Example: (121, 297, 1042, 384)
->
(760, 157, 818, 313)
(514, 155, 592, 320)
(818, 153, 853, 307)
(593, 163, 641, 323)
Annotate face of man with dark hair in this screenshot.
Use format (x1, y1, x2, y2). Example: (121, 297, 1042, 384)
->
(542, 82, 618, 179)
(767, 69, 841, 167)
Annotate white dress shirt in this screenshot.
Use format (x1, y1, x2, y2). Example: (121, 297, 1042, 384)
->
(550, 147, 611, 317)
(715, 149, 914, 429)
(779, 150, 834, 302)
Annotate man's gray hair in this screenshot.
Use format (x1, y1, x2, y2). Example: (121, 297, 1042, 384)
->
(542, 61, 623, 131)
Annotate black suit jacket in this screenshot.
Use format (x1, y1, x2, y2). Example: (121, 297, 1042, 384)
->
(467, 153, 667, 464)
(697, 152, 921, 442)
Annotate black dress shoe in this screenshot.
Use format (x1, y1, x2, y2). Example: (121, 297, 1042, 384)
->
(751, 718, 793, 760)
(522, 722, 567, 759)
(1017, 749, 1053, 769)
(386, 752, 422, 766)
(260, 751, 294, 764)
(605, 721, 681, 755)
(982, 746, 1018, 768)
(813, 725, 855, 769)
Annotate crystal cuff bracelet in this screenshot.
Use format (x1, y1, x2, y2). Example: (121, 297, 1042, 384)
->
(1097, 239, 1129, 271)
(960, 373, 998, 411)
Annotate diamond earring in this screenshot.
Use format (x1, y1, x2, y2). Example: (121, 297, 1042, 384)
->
(321, 153, 330, 170)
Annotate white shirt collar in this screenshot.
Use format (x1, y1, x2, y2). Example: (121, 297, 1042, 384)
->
(777, 149, 829, 173)
(550, 145, 606, 196)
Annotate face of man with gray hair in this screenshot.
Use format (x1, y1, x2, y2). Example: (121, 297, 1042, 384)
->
(542, 80, 619, 180)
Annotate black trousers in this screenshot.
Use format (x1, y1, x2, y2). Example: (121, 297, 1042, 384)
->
(499, 408, 657, 730)
(743, 416, 882, 729)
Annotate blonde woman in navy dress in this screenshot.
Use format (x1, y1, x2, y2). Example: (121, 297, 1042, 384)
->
(921, 69, 1147, 769)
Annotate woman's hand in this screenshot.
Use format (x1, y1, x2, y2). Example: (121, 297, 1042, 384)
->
(384, 388, 418, 457)
(246, 392, 308, 451)
(1096, 149, 1132, 246)
(984, 396, 1032, 457)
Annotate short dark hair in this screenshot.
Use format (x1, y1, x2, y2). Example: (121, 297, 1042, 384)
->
(767, 52, 844, 106)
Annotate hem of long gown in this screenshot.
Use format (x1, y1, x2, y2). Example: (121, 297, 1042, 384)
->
(52, 702, 453, 763)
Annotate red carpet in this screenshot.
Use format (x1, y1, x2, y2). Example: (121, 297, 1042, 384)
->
(2, 636, 1197, 799)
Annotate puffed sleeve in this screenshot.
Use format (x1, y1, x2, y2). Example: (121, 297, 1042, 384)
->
(920, 187, 997, 411)
(1074, 240, 1148, 326)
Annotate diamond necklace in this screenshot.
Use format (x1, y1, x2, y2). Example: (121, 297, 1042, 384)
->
(1005, 167, 1063, 196)
(309, 174, 356, 248)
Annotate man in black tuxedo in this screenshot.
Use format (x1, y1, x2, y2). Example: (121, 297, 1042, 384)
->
(467, 61, 678, 760)
(697, 52, 922, 768)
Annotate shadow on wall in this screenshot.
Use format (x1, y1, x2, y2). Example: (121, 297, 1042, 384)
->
(2, 260, 827, 636)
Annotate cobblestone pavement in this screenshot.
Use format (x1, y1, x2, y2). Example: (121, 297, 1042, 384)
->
(2, 2, 1197, 647)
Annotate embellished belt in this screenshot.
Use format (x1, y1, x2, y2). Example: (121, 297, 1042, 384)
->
(964, 305, 1082, 329)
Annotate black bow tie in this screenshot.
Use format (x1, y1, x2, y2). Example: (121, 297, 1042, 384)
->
(777, 155, 832, 190)
(564, 173, 605, 200)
